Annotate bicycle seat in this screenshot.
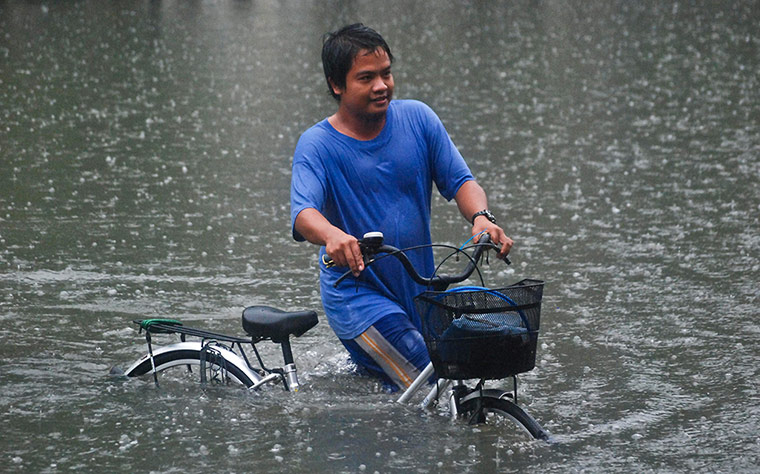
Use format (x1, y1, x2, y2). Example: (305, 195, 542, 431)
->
(242, 306, 318, 343)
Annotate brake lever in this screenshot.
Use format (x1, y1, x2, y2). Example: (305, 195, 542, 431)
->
(333, 255, 378, 288)
(322, 253, 370, 287)
(485, 242, 511, 266)
(334, 269, 354, 288)
(476, 240, 511, 265)
(497, 243, 512, 265)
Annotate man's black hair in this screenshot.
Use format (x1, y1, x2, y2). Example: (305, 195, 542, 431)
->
(321, 23, 394, 101)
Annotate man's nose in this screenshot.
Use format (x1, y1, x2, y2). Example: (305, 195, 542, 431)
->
(372, 77, 388, 91)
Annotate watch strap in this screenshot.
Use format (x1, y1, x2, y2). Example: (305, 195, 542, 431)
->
(471, 209, 496, 225)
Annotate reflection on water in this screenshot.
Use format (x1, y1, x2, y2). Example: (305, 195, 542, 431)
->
(1, 1, 758, 472)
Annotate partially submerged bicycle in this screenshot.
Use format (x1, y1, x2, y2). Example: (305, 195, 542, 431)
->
(113, 232, 548, 440)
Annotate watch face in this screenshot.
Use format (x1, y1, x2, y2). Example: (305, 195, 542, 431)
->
(473, 210, 496, 224)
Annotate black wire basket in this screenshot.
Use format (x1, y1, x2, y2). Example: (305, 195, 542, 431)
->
(414, 279, 544, 380)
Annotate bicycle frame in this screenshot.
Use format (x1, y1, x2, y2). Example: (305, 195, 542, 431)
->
(397, 362, 521, 410)
(119, 233, 549, 439)
(396, 363, 463, 419)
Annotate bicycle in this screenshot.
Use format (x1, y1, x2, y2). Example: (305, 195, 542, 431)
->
(113, 232, 549, 440)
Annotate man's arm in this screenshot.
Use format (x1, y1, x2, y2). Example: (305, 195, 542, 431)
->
(294, 208, 365, 276)
(454, 180, 513, 258)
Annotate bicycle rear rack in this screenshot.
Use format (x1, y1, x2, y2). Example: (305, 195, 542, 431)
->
(134, 319, 262, 388)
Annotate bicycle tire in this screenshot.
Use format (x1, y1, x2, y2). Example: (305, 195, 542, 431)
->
(123, 342, 260, 388)
(458, 392, 549, 440)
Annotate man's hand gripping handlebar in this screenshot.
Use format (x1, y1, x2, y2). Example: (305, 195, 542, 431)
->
(322, 231, 384, 270)
(322, 231, 510, 291)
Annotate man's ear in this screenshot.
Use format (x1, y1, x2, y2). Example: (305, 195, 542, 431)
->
(328, 78, 343, 98)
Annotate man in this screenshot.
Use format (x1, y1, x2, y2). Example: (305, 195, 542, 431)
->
(290, 24, 512, 391)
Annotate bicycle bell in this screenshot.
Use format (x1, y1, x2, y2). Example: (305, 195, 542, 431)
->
(361, 231, 384, 249)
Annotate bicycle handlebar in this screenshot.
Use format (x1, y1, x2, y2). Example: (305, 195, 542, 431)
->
(330, 232, 508, 291)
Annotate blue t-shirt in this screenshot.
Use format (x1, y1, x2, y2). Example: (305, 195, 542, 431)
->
(290, 100, 473, 339)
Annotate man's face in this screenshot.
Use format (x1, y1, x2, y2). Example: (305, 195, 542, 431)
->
(332, 47, 394, 121)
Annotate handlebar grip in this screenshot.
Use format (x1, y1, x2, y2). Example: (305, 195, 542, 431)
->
(479, 233, 511, 265)
(321, 254, 335, 268)
(321, 232, 382, 270)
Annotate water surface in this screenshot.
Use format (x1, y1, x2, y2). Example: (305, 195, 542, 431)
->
(1, 1, 758, 472)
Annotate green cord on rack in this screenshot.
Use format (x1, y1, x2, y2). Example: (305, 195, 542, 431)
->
(139, 319, 183, 333)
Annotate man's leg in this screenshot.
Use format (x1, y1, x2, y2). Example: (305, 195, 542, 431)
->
(340, 312, 430, 391)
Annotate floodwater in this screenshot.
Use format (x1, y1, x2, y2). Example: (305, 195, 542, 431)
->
(1, 1, 758, 472)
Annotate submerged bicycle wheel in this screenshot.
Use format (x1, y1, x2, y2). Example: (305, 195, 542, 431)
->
(458, 392, 549, 440)
(122, 342, 261, 388)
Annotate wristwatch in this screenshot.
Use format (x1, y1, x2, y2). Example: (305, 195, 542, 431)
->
(471, 209, 496, 225)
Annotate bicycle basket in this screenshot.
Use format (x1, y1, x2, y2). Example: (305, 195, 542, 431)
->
(414, 279, 544, 380)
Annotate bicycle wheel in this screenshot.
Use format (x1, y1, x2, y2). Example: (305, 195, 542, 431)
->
(457, 391, 549, 440)
(122, 342, 261, 388)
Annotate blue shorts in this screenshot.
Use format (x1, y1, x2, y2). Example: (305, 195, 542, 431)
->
(340, 312, 431, 392)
